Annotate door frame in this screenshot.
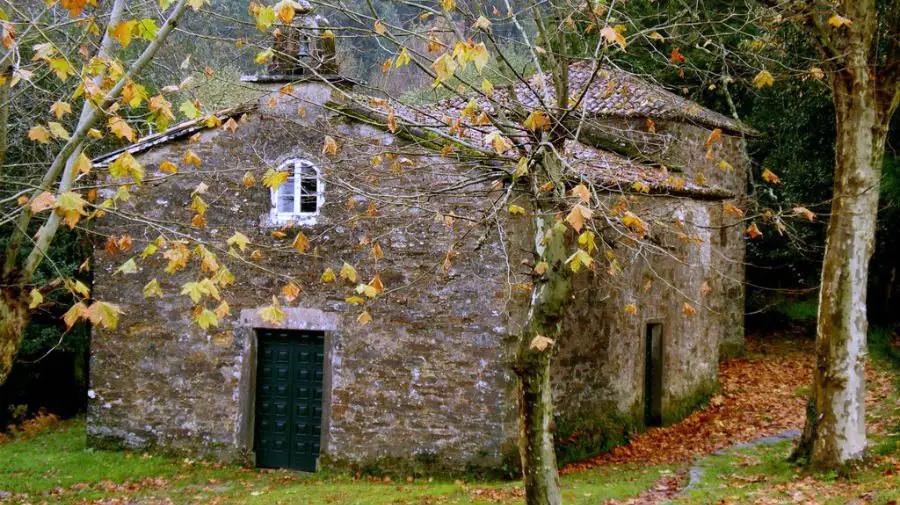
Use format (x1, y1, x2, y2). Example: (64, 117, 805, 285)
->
(643, 321, 664, 427)
(235, 308, 340, 470)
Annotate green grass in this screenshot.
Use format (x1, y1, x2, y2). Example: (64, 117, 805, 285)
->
(0, 422, 672, 505)
(870, 326, 900, 370)
(774, 295, 819, 322)
(674, 439, 900, 505)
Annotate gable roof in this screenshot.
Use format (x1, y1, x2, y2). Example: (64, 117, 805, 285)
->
(391, 61, 754, 136)
(93, 63, 741, 200)
(563, 140, 731, 199)
(93, 104, 256, 167)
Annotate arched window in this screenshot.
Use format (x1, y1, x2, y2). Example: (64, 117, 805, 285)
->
(271, 159, 323, 224)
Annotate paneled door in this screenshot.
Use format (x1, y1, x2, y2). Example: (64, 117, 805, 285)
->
(254, 329, 324, 471)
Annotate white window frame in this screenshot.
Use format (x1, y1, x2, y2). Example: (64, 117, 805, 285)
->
(269, 158, 324, 225)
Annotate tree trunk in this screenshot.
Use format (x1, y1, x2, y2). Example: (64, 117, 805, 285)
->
(0, 280, 27, 386)
(793, 67, 888, 468)
(518, 347, 560, 505)
(516, 195, 570, 505)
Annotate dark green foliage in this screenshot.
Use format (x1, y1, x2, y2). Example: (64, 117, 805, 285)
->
(0, 226, 90, 427)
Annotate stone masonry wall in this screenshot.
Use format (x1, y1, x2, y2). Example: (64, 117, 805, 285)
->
(87, 80, 749, 472)
(551, 196, 726, 460)
(580, 117, 747, 357)
(88, 82, 520, 470)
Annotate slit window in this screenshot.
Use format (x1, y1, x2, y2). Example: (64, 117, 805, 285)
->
(271, 159, 323, 224)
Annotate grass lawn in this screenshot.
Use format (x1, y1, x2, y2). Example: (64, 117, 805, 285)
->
(1, 331, 897, 504)
(0, 421, 673, 504)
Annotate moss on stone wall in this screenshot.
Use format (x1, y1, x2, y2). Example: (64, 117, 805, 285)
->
(319, 451, 512, 480)
(661, 378, 718, 426)
(553, 410, 640, 467)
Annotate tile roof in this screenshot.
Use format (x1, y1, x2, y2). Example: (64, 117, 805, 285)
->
(389, 61, 754, 136)
(93, 104, 256, 167)
(563, 140, 732, 199)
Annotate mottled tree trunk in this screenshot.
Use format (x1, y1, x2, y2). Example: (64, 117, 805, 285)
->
(793, 52, 890, 468)
(0, 281, 27, 386)
(515, 146, 571, 505)
(517, 346, 560, 505)
(516, 215, 568, 505)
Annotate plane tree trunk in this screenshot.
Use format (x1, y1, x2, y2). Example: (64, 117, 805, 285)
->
(792, 0, 899, 467)
(514, 146, 573, 505)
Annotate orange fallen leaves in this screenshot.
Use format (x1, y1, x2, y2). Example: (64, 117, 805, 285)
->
(564, 337, 896, 473)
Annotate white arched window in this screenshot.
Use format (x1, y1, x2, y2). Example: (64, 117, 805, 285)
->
(270, 159, 323, 224)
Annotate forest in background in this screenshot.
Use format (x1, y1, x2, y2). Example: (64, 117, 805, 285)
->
(0, 0, 897, 429)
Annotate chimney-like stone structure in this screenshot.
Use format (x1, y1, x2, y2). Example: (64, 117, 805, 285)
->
(267, 1, 339, 77)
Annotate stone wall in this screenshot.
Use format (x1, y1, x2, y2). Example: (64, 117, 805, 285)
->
(549, 196, 726, 463)
(580, 117, 747, 357)
(88, 82, 520, 470)
(87, 81, 748, 472)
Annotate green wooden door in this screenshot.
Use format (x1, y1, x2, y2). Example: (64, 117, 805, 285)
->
(254, 329, 325, 471)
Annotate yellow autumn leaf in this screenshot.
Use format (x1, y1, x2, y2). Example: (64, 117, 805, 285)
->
(508, 205, 525, 215)
(745, 222, 763, 239)
(321, 267, 336, 283)
(291, 232, 310, 253)
(29, 192, 56, 213)
(227, 231, 250, 252)
(48, 122, 70, 140)
(339, 262, 357, 282)
(110, 20, 138, 47)
(282, 282, 301, 302)
(143, 278, 163, 298)
(395, 47, 411, 67)
(108, 116, 135, 141)
(356, 283, 378, 298)
(792, 206, 816, 222)
(482, 78, 494, 97)
(159, 161, 178, 174)
(322, 135, 338, 156)
(85, 300, 122, 329)
(255, 49, 274, 65)
(258, 296, 286, 325)
(357, 310, 373, 325)
(566, 249, 593, 273)
(28, 288, 43, 309)
(51, 101, 72, 119)
(523, 110, 551, 131)
(55, 191, 89, 229)
(28, 125, 52, 143)
(827, 14, 852, 28)
(431, 53, 458, 87)
(183, 150, 202, 167)
(723, 202, 744, 217)
(761, 168, 781, 184)
(752, 69, 774, 89)
(600, 25, 627, 50)
(371, 242, 384, 262)
(529, 335, 555, 352)
(484, 130, 512, 155)
(565, 204, 593, 232)
(622, 211, 647, 236)
(262, 168, 289, 190)
(346, 296, 366, 305)
(195, 308, 218, 329)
